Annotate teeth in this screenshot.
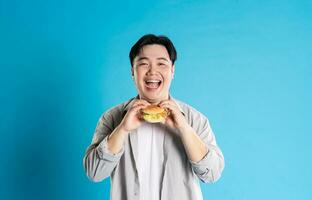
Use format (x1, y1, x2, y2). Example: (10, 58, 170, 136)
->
(145, 79, 161, 89)
(146, 80, 161, 83)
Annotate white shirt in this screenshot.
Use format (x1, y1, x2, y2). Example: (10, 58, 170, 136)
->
(137, 122, 166, 200)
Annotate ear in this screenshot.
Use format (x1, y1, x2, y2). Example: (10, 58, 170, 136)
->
(131, 67, 134, 77)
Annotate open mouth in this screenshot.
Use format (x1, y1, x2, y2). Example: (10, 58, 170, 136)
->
(144, 79, 162, 90)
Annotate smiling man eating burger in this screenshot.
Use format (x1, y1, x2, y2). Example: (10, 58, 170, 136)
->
(83, 34, 225, 200)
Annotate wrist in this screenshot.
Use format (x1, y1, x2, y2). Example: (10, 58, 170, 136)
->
(117, 124, 129, 136)
(178, 124, 192, 137)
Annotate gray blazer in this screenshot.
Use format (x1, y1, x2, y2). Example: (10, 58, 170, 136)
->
(83, 96, 224, 200)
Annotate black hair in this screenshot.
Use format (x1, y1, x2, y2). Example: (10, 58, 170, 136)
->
(129, 34, 177, 67)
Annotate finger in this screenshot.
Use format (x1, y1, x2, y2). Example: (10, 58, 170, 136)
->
(133, 105, 149, 121)
(130, 104, 147, 113)
(159, 103, 178, 113)
(132, 105, 150, 119)
(164, 116, 175, 129)
(158, 100, 170, 106)
(162, 105, 182, 119)
(132, 99, 151, 107)
(158, 100, 177, 108)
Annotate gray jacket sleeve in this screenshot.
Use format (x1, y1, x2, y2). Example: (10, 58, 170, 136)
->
(189, 112, 225, 183)
(83, 112, 124, 182)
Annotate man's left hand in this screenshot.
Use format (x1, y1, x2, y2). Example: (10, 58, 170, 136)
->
(158, 100, 189, 133)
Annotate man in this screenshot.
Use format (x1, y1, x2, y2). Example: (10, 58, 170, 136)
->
(83, 34, 224, 200)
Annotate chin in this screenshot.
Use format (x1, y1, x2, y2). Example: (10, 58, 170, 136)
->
(145, 93, 168, 102)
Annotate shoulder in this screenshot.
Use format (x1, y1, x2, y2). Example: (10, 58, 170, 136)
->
(173, 98, 208, 120)
(99, 97, 135, 126)
(104, 99, 132, 117)
(173, 98, 211, 131)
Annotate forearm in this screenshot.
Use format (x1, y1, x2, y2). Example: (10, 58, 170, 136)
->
(179, 124, 224, 183)
(83, 125, 127, 182)
(107, 124, 129, 154)
(179, 125, 208, 162)
(83, 136, 124, 182)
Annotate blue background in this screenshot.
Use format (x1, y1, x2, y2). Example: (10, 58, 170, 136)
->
(1, 0, 311, 199)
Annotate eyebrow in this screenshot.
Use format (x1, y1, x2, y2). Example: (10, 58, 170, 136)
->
(136, 57, 170, 62)
(157, 57, 170, 62)
(136, 57, 148, 61)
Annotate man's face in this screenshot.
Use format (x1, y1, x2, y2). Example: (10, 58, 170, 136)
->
(132, 44, 174, 104)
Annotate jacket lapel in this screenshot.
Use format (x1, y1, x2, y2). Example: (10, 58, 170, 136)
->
(129, 128, 139, 173)
(122, 96, 140, 173)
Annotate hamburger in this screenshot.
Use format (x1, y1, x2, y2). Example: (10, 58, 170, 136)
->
(141, 105, 169, 123)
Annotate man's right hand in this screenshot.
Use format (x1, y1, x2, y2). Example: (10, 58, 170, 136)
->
(106, 99, 150, 154)
(119, 99, 151, 133)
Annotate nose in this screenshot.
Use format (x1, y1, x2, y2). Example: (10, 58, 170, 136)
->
(146, 63, 158, 75)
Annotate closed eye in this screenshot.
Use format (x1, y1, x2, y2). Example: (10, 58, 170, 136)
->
(158, 63, 168, 67)
(138, 63, 148, 66)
